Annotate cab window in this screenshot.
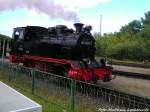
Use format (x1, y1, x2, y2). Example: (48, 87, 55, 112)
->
(14, 30, 24, 40)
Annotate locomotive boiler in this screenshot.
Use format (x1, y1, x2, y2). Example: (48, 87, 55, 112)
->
(10, 23, 95, 60)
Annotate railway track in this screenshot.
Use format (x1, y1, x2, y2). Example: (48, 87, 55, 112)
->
(113, 70, 150, 80)
(109, 60, 150, 69)
(76, 81, 150, 109)
(112, 65, 150, 80)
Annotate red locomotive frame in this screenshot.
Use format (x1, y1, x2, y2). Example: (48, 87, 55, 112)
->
(9, 55, 113, 83)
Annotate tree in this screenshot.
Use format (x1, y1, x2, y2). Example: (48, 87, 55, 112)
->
(95, 11, 150, 61)
(140, 11, 150, 38)
(141, 11, 150, 25)
(120, 20, 142, 37)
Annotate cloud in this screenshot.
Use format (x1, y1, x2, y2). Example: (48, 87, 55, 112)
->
(0, 0, 78, 21)
(55, 0, 112, 9)
(0, 0, 112, 23)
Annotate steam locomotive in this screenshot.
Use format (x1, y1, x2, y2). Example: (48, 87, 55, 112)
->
(9, 23, 113, 83)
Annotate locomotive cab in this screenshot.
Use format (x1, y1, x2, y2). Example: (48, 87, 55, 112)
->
(12, 26, 48, 41)
(10, 27, 25, 55)
(10, 26, 49, 55)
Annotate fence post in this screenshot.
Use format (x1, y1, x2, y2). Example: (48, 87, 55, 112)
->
(8, 65, 11, 82)
(69, 79, 75, 112)
(31, 68, 35, 94)
(2, 39, 6, 65)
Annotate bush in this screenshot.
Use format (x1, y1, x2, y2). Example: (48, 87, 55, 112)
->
(95, 36, 150, 61)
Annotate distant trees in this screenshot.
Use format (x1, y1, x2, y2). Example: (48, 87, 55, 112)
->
(95, 11, 150, 61)
(120, 20, 142, 35)
(0, 34, 11, 39)
(139, 11, 150, 38)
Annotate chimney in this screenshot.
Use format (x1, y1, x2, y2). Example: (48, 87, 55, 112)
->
(74, 23, 84, 33)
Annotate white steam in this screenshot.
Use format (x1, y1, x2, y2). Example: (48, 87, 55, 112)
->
(0, 0, 79, 22)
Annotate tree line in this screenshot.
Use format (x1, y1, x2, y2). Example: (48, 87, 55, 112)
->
(95, 11, 150, 61)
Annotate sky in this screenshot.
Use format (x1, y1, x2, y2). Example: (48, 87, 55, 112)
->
(0, 0, 150, 37)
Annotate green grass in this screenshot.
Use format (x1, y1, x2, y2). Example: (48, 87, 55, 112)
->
(96, 56, 141, 62)
(0, 70, 68, 112)
(110, 58, 144, 64)
(0, 68, 98, 112)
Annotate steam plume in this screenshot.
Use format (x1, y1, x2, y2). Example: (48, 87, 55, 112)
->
(0, 0, 79, 21)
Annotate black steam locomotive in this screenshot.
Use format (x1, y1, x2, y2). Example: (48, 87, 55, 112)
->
(9, 23, 113, 83)
(10, 23, 95, 60)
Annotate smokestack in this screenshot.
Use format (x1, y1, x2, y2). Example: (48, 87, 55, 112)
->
(0, 0, 79, 21)
(74, 23, 84, 33)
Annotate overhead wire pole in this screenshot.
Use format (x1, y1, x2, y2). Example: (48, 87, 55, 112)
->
(100, 15, 102, 36)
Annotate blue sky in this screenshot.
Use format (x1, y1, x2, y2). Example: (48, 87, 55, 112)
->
(0, 0, 150, 36)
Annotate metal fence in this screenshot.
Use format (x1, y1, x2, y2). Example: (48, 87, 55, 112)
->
(0, 63, 150, 112)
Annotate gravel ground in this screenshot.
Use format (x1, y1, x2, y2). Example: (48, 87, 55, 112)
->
(98, 76, 150, 99)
